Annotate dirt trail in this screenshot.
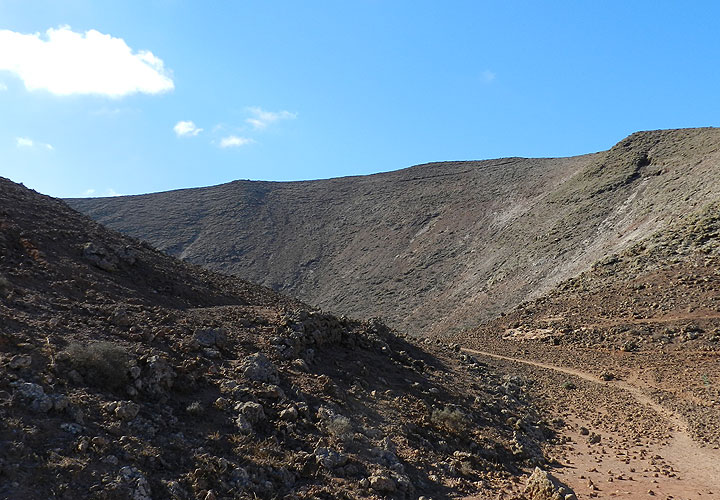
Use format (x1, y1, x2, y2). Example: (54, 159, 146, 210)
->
(463, 348, 720, 499)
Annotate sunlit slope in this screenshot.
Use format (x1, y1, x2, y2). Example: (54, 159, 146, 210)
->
(69, 128, 720, 336)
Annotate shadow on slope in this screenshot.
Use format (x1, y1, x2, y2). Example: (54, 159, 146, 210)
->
(1, 178, 552, 499)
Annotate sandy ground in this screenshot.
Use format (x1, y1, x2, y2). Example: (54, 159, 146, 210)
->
(463, 348, 720, 500)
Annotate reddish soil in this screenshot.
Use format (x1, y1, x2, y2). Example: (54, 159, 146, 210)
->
(464, 348, 720, 499)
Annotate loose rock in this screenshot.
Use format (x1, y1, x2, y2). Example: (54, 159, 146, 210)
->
(115, 401, 140, 420)
(240, 352, 279, 384)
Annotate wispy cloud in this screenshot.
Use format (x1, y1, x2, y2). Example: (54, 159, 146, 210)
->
(246, 107, 297, 130)
(0, 82, 6, 91)
(81, 188, 122, 197)
(16, 136, 53, 150)
(91, 106, 137, 117)
(481, 70, 496, 83)
(0, 26, 174, 97)
(219, 135, 254, 148)
(174, 120, 203, 137)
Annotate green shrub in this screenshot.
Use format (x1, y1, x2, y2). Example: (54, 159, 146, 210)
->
(63, 341, 129, 390)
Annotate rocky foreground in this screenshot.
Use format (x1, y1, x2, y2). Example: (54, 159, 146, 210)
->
(0, 177, 576, 499)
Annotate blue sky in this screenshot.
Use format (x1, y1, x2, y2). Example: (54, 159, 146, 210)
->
(1, 1, 719, 198)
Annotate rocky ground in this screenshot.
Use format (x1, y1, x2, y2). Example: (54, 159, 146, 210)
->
(8, 129, 720, 499)
(0, 177, 573, 499)
(454, 199, 720, 499)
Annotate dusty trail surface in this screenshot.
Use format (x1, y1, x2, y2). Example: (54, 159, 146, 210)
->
(463, 347, 720, 499)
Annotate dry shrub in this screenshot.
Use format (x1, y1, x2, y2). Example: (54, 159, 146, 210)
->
(431, 407, 469, 434)
(0, 275, 11, 296)
(63, 341, 129, 390)
(325, 415, 353, 440)
(186, 401, 204, 416)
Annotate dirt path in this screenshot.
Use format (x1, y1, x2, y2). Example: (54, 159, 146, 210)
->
(463, 348, 720, 499)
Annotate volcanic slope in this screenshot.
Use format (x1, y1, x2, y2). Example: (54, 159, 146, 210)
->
(457, 196, 720, 498)
(0, 176, 565, 499)
(69, 128, 720, 337)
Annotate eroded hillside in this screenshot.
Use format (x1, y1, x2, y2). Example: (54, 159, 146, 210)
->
(455, 196, 720, 498)
(0, 177, 563, 499)
(69, 128, 720, 337)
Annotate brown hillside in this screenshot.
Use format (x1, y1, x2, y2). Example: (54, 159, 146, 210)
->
(0, 177, 560, 499)
(68, 128, 720, 337)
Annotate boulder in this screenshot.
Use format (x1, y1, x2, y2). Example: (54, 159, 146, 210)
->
(193, 328, 228, 348)
(235, 401, 265, 424)
(9, 355, 32, 370)
(369, 475, 396, 493)
(314, 447, 348, 469)
(279, 406, 298, 421)
(12, 382, 52, 412)
(143, 355, 175, 394)
(525, 467, 576, 500)
(235, 415, 252, 434)
(115, 401, 140, 420)
(240, 352, 279, 384)
(118, 466, 152, 500)
(82, 242, 118, 271)
(52, 394, 69, 412)
(111, 308, 132, 327)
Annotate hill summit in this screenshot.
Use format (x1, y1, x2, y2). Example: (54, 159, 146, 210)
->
(70, 127, 720, 336)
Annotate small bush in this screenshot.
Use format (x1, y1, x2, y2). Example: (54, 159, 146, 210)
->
(431, 407, 469, 434)
(325, 415, 353, 440)
(63, 341, 129, 390)
(0, 275, 11, 296)
(186, 401, 204, 416)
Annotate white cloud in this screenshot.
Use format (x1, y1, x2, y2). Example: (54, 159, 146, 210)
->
(0, 82, 6, 91)
(16, 136, 54, 150)
(481, 70, 496, 83)
(220, 135, 254, 148)
(246, 107, 297, 129)
(174, 120, 202, 137)
(82, 188, 122, 197)
(0, 26, 174, 97)
(91, 106, 135, 116)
